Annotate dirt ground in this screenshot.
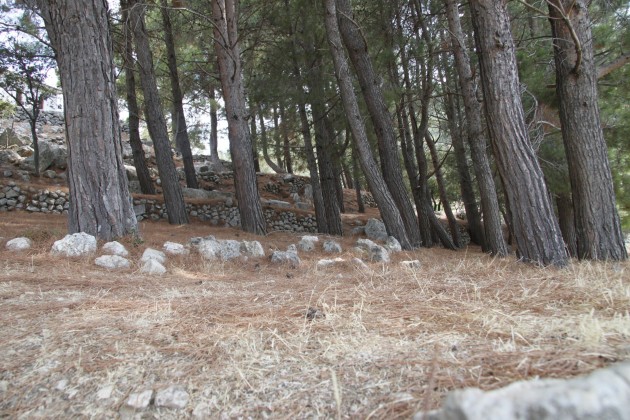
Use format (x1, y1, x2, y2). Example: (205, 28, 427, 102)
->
(1, 212, 629, 419)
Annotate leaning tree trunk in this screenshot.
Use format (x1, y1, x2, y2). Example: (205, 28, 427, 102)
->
(336, 0, 421, 248)
(548, 0, 627, 261)
(323, 0, 411, 249)
(160, 0, 198, 189)
(445, 0, 507, 256)
(470, 0, 567, 266)
(212, 0, 266, 235)
(442, 70, 485, 248)
(36, 0, 138, 240)
(121, 0, 155, 195)
(129, 0, 188, 225)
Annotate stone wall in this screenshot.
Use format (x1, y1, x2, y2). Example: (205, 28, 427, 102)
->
(0, 181, 318, 233)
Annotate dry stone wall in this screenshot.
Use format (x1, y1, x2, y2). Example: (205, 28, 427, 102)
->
(0, 181, 318, 233)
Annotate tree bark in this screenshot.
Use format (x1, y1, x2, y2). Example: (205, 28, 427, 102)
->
(445, 0, 507, 256)
(36, 0, 138, 240)
(208, 85, 222, 165)
(129, 0, 188, 225)
(426, 132, 462, 248)
(548, 0, 627, 260)
(212, 0, 266, 235)
(336, 0, 421, 248)
(258, 109, 286, 174)
(159, 0, 198, 188)
(470, 0, 567, 266)
(248, 105, 261, 173)
(441, 66, 484, 247)
(556, 192, 577, 258)
(121, 0, 155, 195)
(279, 103, 293, 174)
(323, 0, 411, 249)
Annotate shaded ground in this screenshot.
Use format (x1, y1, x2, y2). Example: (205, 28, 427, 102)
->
(1, 212, 629, 418)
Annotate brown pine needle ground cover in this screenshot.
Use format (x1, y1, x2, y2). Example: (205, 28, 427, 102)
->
(1, 213, 629, 418)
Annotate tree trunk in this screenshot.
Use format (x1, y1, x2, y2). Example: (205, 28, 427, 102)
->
(212, 0, 266, 235)
(259, 109, 286, 174)
(556, 192, 578, 258)
(36, 0, 138, 240)
(311, 99, 344, 235)
(442, 68, 484, 247)
(426, 132, 462, 248)
(159, 0, 198, 189)
(129, 0, 188, 225)
(28, 118, 40, 177)
(352, 144, 365, 213)
(121, 0, 155, 195)
(208, 85, 222, 165)
(279, 103, 293, 174)
(445, 0, 506, 256)
(248, 106, 261, 173)
(470, 0, 567, 266)
(548, 0, 627, 261)
(323, 0, 411, 249)
(336, 0, 421, 248)
(271, 106, 284, 171)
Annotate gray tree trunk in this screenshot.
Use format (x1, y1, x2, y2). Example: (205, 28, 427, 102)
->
(121, 0, 155, 195)
(258, 109, 285, 174)
(556, 192, 578, 258)
(336, 0, 421, 248)
(445, 0, 507, 256)
(548, 0, 627, 261)
(159, 0, 198, 189)
(212, 0, 266, 235)
(323, 0, 411, 249)
(36, 0, 138, 240)
(128, 0, 188, 225)
(470, 0, 567, 266)
(208, 85, 222, 165)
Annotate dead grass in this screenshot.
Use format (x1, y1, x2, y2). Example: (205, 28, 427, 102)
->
(0, 213, 629, 418)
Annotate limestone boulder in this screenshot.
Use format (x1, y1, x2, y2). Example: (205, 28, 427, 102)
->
(6, 237, 32, 251)
(416, 362, 630, 420)
(51, 233, 97, 257)
(364, 218, 388, 241)
(95, 255, 131, 269)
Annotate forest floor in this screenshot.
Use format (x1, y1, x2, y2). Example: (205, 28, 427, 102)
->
(1, 164, 630, 418)
(1, 209, 630, 418)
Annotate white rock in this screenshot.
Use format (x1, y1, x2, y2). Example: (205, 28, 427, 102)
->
(51, 233, 97, 257)
(271, 250, 300, 267)
(154, 385, 189, 409)
(55, 379, 68, 391)
(323, 240, 342, 253)
(368, 245, 390, 263)
(163, 241, 189, 255)
(240, 240, 265, 257)
(298, 235, 319, 252)
(355, 238, 378, 251)
(352, 257, 370, 271)
(384, 236, 402, 252)
(141, 248, 166, 264)
(96, 385, 114, 400)
(401, 260, 421, 269)
(102, 241, 129, 257)
(317, 257, 345, 269)
(219, 240, 241, 260)
(193, 402, 211, 419)
(126, 389, 153, 410)
(6, 237, 32, 251)
(365, 218, 388, 241)
(197, 238, 221, 260)
(140, 259, 166, 275)
(416, 362, 630, 420)
(95, 255, 131, 269)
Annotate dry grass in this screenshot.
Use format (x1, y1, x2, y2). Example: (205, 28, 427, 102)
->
(0, 213, 629, 419)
